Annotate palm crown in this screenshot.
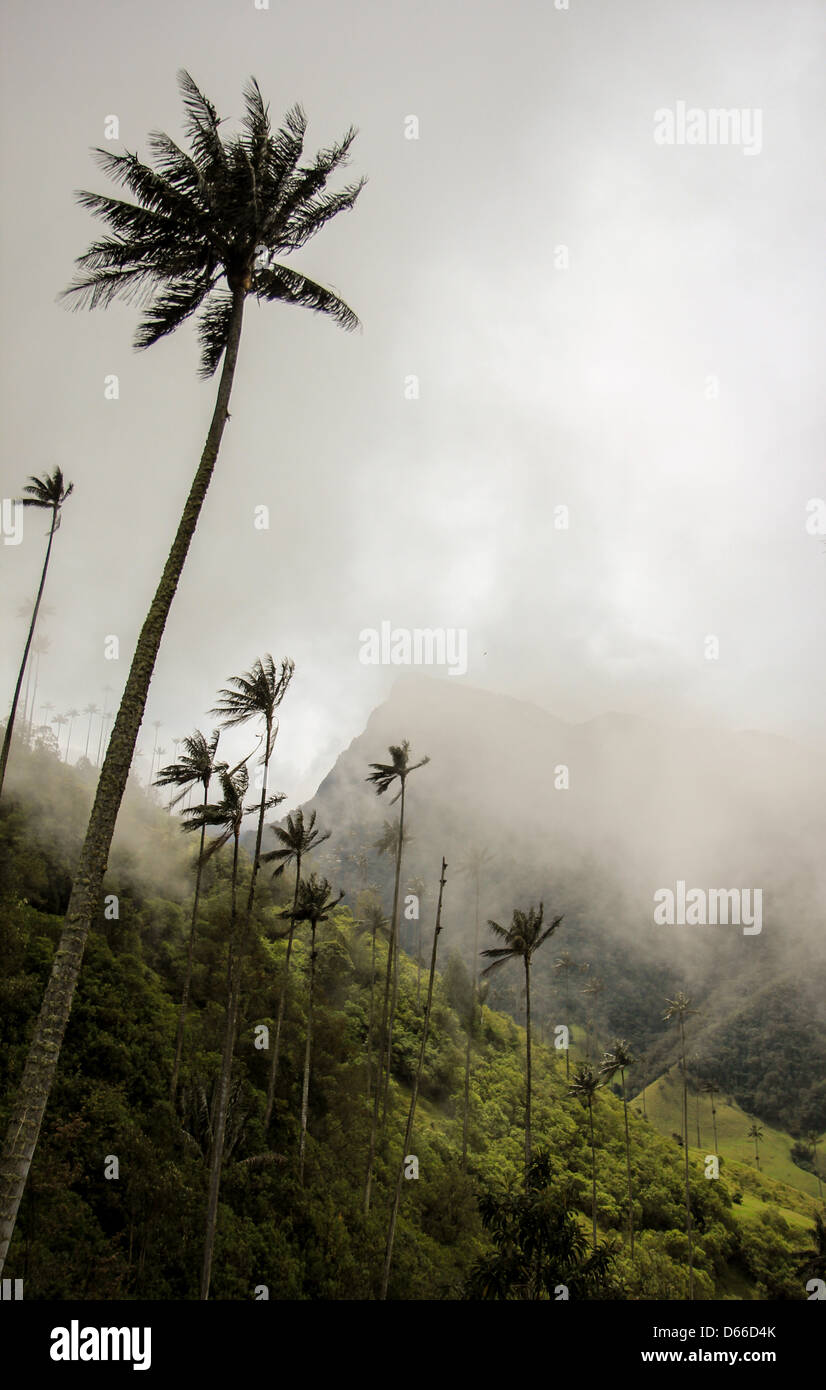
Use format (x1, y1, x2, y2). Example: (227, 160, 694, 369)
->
(282, 873, 344, 927)
(481, 904, 563, 976)
(155, 728, 224, 807)
(60, 71, 365, 376)
(366, 741, 430, 803)
(19, 468, 74, 529)
(182, 763, 249, 858)
(262, 807, 330, 878)
(600, 1038, 636, 1080)
(211, 655, 294, 760)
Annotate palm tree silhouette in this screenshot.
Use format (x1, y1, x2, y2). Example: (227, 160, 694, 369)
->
(25, 634, 51, 743)
(0, 74, 364, 1274)
(664, 991, 699, 1299)
(64, 709, 80, 764)
(82, 704, 100, 761)
(569, 1062, 603, 1251)
(482, 902, 563, 1180)
(51, 713, 69, 760)
(155, 730, 225, 1100)
(260, 807, 330, 1128)
(279, 875, 344, 1183)
(747, 1122, 764, 1171)
(601, 1039, 637, 1256)
(186, 759, 250, 1301)
(363, 741, 429, 1213)
(0, 469, 73, 796)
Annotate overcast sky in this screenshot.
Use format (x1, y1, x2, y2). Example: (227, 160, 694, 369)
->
(1, 0, 824, 805)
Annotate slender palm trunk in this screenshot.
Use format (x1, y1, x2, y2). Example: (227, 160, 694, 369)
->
(170, 786, 209, 1103)
(0, 287, 246, 1276)
(710, 1090, 718, 1154)
(200, 827, 242, 1300)
(524, 955, 532, 1181)
(588, 1097, 598, 1251)
(366, 919, 377, 1100)
(84, 714, 93, 761)
(564, 974, 570, 1079)
(620, 1068, 635, 1256)
(297, 921, 318, 1184)
(381, 859, 446, 1299)
(679, 1017, 695, 1299)
(695, 1091, 701, 1148)
(382, 792, 407, 1119)
(264, 853, 301, 1129)
(364, 786, 406, 1212)
(461, 873, 481, 1172)
(0, 511, 57, 798)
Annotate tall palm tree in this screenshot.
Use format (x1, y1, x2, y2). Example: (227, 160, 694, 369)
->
(568, 1063, 602, 1251)
(600, 1039, 636, 1256)
(51, 713, 69, 759)
(664, 991, 698, 1300)
(405, 874, 426, 1005)
(381, 858, 447, 1299)
(95, 686, 114, 766)
(188, 760, 250, 1301)
(0, 73, 363, 1273)
(155, 730, 225, 1100)
(482, 903, 563, 1180)
(582, 975, 605, 1061)
(747, 1123, 764, 1171)
(24, 634, 51, 745)
(82, 704, 100, 761)
(212, 654, 294, 937)
(0, 469, 73, 797)
(363, 741, 429, 1213)
(702, 1080, 719, 1154)
(806, 1131, 823, 1200)
(280, 875, 344, 1183)
(261, 807, 330, 1128)
(554, 950, 577, 1079)
(64, 709, 80, 764)
(359, 899, 389, 1101)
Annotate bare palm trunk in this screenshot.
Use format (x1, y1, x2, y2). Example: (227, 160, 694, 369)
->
(364, 785, 406, 1212)
(200, 828, 242, 1300)
(264, 853, 301, 1129)
(0, 510, 57, 798)
(297, 921, 318, 1184)
(461, 872, 481, 1172)
(620, 1068, 635, 1257)
(524, 955, 533, 1181)
(366, 919, 377, 1100)
(382, 791, 407, 1121)
(679, 1017, 695, 1299)
(0, 286, 246, 1276)
(588, 1097, 597, 1251)
(170, 788, 209, 1103)
(380, 859, 446, 1299)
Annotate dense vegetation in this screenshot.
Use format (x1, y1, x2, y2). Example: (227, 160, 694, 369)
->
(0, 739, 822, 1299)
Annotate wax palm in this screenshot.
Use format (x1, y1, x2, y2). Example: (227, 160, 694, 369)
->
(0, 469, 73, 797)
(806, 1131, 823, 1199)
(82, 704, 100, 761)
(482, 903, 563, 1180)
(568, 1063, 603, 1251)
(360, 900, 389, 1102)
(0, 74, 364, 1274)
(554, 951, 576, 1078)
(24, 634, 51, 743)
(664, 992, 699, 1299)
(51, 713, 69, 759)
(747, 1123, 764, 1170)
(261, 807, 330, 1127)
(280, 875, 344, 1182)
(582, 975, 605, 1061)
(155, 730, 225, 1100)
(363, 741, 429, 1213)
(600, 1039, 637, 1256)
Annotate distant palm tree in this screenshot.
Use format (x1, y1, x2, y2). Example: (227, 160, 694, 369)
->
(82, 704, 100, 761)
(664, 991, 699, 1299)
(569, 1063, 602, 1251)
(359, 899, 389, 1102)
(482, 903, 563, 1180)
(188, 760, 250, 1302)
(96, 686, 114, 766)
(280, 875, 344, 1182)
(747, 1123, 764, 1171)
(457, 845, 493, 1167)
(64, 709, 80, 763)
(0, 469, 73, 797)
(51, 713, 69, 759)
(155, 730, 225, 1100)
(24, 634, 51, 743)
(0, 73, 364, 1276)
(554, 950, 577, 1079)
(363, 741, 429, 1213)
(600, 1039, 636, 1256)
(381, 858, 447, 1299)
(261, 808, 330, 1128)
(212, 653, 294, 939)
(582, 976, 605, 1061)
(405, 873, 426, 999)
